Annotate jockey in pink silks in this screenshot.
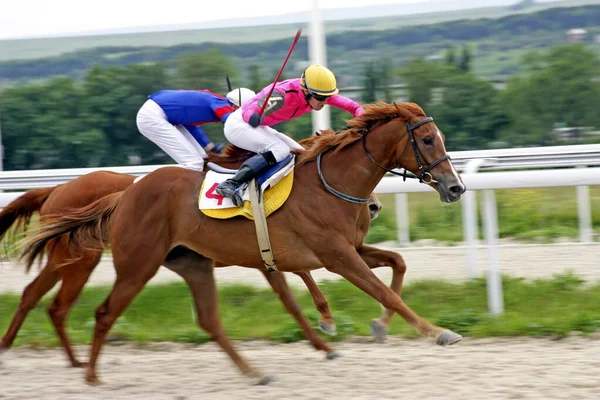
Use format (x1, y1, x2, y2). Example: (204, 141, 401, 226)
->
(216, 64, 364, 206)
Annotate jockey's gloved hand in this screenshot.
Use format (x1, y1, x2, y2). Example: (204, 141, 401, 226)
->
(249, 113, 263, 128)
(211, 142, 226, 154)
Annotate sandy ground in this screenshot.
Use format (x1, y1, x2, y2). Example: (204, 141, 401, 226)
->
(2, 242, 600, 399)
(1, 336, 600, 399)
(2, 242, 600, 295)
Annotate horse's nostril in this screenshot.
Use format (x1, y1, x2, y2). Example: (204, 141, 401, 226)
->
(449, 185, 464, 194)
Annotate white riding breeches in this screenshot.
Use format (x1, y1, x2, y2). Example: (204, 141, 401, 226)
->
(136, 99, 207, 170)
(223, 108, 304, 163)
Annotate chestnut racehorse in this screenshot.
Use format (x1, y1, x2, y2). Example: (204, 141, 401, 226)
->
(19, 102, 466, 385)
(1, 142, 386, 366)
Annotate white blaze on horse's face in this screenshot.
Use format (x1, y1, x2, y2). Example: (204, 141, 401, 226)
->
(415, 124, 466, 203)
(436, 128, 462, 185)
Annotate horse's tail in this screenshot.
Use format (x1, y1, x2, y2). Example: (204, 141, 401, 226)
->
(19, 191, 124, 272)
(0, 187, 56, 243)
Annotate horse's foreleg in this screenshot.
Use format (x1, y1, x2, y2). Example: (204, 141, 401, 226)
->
(322, 244, 461, 345)
(357, 245, 407, 343)
(167, 254, 272, 385)
(0, 262, 60, 352)
(48, 250, 101, 367)
(293, 271, 337, 336)
(263, 271, 338, 358)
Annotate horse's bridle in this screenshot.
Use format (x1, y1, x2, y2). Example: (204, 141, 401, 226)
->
(317, 115, 451, 204)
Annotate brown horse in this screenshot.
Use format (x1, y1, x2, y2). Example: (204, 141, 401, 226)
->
(0, 144, 385, 366)
(19, 102, 466, 385)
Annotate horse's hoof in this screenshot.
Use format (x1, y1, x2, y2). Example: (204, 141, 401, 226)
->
(71, 361, 88, 368)
(85, 376, 103, 386)
(0, 347, 6, 365)
(369, 319, 388, 343)
(318, 321, 338, 336)
(436, 330, 463, 346)
(326, 351, 341, 360)
(255, 374, 274, 386)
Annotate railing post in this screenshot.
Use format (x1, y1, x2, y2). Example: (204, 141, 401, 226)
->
(482, 189, 504, 315)
(395, 193, 410, 245)
(576, 167, 593, 243)
(462, 159, 488, 278)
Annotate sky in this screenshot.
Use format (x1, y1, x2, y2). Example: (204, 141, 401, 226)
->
(0, 0, 458, 40)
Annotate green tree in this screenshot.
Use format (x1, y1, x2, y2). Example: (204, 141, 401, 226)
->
(174, 49, 238, 93)
(380, 58, 394, 103)
(362, 61, 379, 103)
(433, 72, 508, 150)
(398, 58, 451, 110)
(499, 44, 600, 146)
(247, 64, 269, 93)
(458, 45, 473, 73)
(445, 46, 456, 67)
(0, 78, 100, 169)
(80, 64, 169, 165)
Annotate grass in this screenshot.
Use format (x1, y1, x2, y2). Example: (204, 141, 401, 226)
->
(1, 272, 599, 348)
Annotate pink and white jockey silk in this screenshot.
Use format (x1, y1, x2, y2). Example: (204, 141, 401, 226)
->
(241, 78, 364, 126)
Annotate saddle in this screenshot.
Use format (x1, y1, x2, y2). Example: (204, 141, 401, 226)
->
(198, 155, 295, 272)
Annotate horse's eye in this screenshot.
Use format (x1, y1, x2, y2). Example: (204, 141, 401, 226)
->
(423, 137, 433, 145)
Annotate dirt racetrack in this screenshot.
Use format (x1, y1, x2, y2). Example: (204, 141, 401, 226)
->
(1, 336, 599, 399)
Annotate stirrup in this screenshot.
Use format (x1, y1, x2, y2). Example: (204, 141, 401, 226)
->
(216, 181, 244, 206)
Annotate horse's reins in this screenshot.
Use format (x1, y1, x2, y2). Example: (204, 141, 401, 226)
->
(317, 114, 450, 204)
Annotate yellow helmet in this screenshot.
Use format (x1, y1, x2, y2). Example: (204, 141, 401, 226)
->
(300, 64, 339, 97)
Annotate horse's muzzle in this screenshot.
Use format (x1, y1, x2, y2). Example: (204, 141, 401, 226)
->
(437, 179, 466, 203)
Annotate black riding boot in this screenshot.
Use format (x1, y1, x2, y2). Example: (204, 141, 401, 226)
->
(215, 152, 277, 206)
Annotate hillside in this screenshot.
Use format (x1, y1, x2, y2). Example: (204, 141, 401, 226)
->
(0, 2, 598, 91)
(1, 0, 598, 62)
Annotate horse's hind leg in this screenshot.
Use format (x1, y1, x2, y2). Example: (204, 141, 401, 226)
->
(85, 259, 160, 385)
(357, 245, 407, 343)
(47, 248, 102, 367)
(264, 271, 338, 358)
(165, 249, 272, 385)
(294, 271, 337, 336)
(0, 262, 60, 353)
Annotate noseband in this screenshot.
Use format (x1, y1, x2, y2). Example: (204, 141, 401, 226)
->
(317, 115, 451, 204)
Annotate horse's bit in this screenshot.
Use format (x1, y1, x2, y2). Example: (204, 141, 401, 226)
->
(317, 116, 450, 204)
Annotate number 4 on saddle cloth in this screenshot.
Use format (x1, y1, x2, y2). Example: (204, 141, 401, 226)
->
(198, 155, 295, 220)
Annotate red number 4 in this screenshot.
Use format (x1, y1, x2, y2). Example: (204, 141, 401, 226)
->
(206, 182, 225, 205)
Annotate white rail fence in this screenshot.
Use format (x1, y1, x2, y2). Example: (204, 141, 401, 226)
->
(1, 143, 600, 315)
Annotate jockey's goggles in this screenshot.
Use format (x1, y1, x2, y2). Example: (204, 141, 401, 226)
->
(310, 92, 331, 102)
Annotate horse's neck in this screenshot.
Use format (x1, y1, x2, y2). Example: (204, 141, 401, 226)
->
(313, 134, 394, 201)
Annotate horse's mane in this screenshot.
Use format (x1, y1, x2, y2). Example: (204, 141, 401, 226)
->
(296, 101, 426, 166)
(206, 128, 333, 165)
(207, 101, 425, 167)
(221, 144, 250, 158)
(206, 144, 252, 165)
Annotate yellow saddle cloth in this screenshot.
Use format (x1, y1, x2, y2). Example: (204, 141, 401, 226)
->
(198, 171, 294, 220)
